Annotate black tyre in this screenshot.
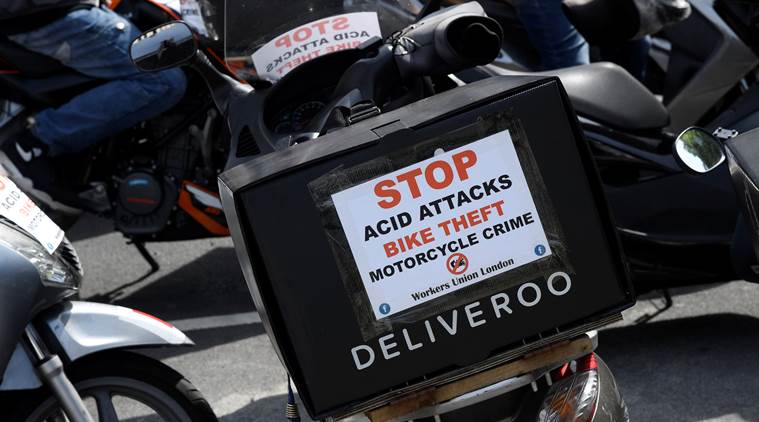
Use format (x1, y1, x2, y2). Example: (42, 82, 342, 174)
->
(10, 351, 217, 422)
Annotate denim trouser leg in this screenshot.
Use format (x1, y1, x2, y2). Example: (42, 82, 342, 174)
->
(8, 7, 187, 155)
(515, 0, 589, 70)
(599, 36, 652, 82)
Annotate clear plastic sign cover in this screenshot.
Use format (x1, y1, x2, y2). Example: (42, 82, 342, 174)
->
(223, 0, 421, 81)
(308, 116, 574, 340)
(332, 130, 554, 318)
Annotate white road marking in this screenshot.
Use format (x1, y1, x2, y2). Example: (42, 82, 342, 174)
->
(170, 311, 261, 331)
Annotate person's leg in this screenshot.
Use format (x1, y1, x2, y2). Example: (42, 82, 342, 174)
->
(31, 70, 186, 154)
(515, 0, 589, 70)
(8, 6, 187, 155)
(599, 36, 652, 82)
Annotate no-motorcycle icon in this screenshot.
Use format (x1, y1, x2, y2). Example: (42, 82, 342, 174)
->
(446, 253, 469, 275)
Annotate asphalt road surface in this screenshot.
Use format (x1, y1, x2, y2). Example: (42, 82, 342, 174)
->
(70, 214, 759, 422)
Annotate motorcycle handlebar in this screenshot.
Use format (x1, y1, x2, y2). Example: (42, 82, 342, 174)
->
(310, 2, 503, 136)
(393, 2, 503, 79)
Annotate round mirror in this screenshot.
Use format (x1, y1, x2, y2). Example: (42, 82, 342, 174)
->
(130, 21, 197, 72)
(673, 127, 726, 174)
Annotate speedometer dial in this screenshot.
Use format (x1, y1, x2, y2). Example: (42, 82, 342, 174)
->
(292, 101, 325, 131)
(274, 120, 293, 134)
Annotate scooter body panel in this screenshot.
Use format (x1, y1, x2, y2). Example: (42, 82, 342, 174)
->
(1, 301, 193, 392)
(0, 243, 56, 381)
(584, 123, 739, 287)
(41, 301, 193, 363)
(661, 0, 759, 131)
(0, 343, 41, 391)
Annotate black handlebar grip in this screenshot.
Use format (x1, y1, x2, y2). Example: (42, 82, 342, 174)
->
(461, 22, 502, 65)
(393, 3, 503, 79)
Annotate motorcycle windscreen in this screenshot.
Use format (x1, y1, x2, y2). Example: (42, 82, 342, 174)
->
(222, 0, 418, 81)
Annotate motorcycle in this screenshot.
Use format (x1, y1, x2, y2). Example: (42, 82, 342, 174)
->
(0, 176, 216, 421)
(198, 0, 759, 296)
(226, 0, 759, 297)
(128, 2, 630, 421)
(0, 0, 234, 272)
(214, 0, 755, 296)
(672, 126, 759, 288)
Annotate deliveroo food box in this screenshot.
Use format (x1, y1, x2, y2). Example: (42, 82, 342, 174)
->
(220, 75, 634, 419)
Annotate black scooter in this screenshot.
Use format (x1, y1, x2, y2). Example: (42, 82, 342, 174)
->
(208, 0, 758, 295)
(448, 0, 743, 293)
(228, 0, 753, 295)
(483, 60, 743, 293)
(127, 3, 631, 421)
(672, 126, 759, 287)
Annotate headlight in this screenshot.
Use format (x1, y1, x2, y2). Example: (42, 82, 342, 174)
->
(0, 221, 78, 287)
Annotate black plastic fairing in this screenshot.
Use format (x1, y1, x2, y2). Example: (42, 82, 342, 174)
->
(0, 244, 39, 379)
(0, 227, 76, 379)
(727, 129, 759, 266)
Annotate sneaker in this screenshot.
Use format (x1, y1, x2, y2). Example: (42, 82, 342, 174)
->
(0, 130, 81, 214)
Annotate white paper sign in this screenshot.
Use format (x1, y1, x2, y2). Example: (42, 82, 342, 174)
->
(332, 130, 552, 319)
(180, 0, 208, 36)
(0, 176, 64, 254)
(153, 0, 208, 36)
(153, 0, 180, 11)
(251, 12, 382, 79)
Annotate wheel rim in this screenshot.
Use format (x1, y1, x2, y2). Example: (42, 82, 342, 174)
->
(26, 376, 192, 422)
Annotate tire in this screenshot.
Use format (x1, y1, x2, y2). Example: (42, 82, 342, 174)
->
(10, 351, 217, 422)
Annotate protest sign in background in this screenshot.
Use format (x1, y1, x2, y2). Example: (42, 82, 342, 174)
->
(251, 12, 381, 79)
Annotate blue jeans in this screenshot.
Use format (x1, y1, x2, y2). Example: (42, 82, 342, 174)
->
(599, 36, 652, 82)
(9, 7, 187, 155)
(515, 0, 589, 70)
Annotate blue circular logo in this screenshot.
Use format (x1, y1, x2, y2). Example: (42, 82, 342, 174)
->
(379, 303, 391, 315)
(534, 244, 547, 256)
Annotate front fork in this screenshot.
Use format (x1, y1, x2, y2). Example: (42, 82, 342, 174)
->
(22, 324, 95, 422)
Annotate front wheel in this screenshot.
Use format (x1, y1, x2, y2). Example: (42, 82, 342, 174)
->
(11, 351, 217, 422)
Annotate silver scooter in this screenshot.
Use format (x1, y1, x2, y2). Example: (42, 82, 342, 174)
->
(0, 189, 216, 421)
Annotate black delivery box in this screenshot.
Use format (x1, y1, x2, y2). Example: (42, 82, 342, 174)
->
(219, 75, 635, 420)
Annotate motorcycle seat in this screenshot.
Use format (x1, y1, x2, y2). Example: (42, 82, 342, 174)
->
(488, 61, 670, 131)
(0, 37, 99, 107)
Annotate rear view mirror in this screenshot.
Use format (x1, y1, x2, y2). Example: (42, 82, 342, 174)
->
(673, 127, 726, 174)
(130, 21, 197, 72)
